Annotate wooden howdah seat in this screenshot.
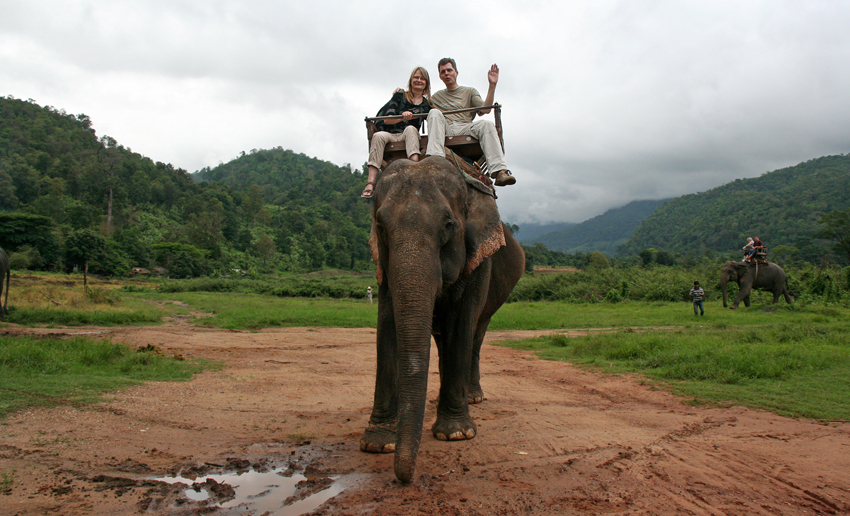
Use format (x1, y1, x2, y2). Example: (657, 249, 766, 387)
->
(365, 104, 504, 177)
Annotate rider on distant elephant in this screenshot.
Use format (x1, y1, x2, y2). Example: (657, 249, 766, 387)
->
(752, 237, 765, 262)
(742, 237, 755, 262)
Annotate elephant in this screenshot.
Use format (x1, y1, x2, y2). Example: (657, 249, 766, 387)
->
(720, 260, 792, 309)
(0, 247, 8, 315)
(0, 247, 12, 316)
(360, 156, 525, 483)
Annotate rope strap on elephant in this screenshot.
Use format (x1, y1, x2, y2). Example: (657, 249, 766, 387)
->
(445, 148, 496, 198)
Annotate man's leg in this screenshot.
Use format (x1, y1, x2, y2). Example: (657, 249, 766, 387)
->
(469, 120, 507, 172)
(694, 302, 699, 316)
(425, 110, 448, 158)
(470, 120, 514, 185)
(699, 300, 705, 315)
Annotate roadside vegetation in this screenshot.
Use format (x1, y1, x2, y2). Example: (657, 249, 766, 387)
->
(497, 314, 850, 421)
(1, 264, 849, 422)
(0, 334, 219, 418)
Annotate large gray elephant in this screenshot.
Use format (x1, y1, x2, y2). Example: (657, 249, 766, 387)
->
(0, 247, 9, 315)
(720, 260, 792, 309)
(360, 156, 525, 483)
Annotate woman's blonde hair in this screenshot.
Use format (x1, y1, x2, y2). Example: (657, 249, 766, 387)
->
(405, 67, 430, 103)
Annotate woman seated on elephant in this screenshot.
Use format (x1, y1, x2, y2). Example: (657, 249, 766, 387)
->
(742, 237, 755, 262)
(752, 236, 765, 259)
(362, 67, 432, 198)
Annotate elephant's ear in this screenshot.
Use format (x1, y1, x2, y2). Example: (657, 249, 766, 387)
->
(369, 224, 383, 285)
(464, 189, 506, 275)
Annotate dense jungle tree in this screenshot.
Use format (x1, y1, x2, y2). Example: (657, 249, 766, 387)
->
(815, 207, 850, 263)
(64, 229, 106, 292)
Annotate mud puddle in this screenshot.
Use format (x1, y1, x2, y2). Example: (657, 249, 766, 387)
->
(155, 465, 362, 515)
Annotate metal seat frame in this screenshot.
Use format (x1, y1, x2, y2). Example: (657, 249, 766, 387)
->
(364, 104, 504, 172)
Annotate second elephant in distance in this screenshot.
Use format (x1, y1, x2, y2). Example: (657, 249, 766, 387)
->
(0, 247, 8, 315)
(360, 156, 525, 484)
(720, 260, 792, 309)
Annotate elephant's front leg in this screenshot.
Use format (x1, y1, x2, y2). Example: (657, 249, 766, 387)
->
(361, 285, 399, 453)
(432, 274, 489, 441)
(433, 330, 476, 441)
(467, 319, 489, 404)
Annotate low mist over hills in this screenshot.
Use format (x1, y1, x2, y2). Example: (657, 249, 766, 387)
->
(514, 222, 575, 243)
(520, 200, 670, 256)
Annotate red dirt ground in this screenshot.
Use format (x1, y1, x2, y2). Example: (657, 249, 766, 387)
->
(1, 321, 848, 515)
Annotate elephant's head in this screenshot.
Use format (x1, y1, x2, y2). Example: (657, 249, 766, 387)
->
(720, 260, 746, 307)
(369, 156, 505, 482)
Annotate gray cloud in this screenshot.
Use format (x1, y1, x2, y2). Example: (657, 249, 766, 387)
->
(3, 0, 849, 224)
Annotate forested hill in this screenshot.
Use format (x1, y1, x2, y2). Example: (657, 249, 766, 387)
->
(618, 154, 850, 261)
(0, 95, 372, 275)
(192, 148, 368, 210)
(526, 199, 670, 256)
(0, 95, 195, 218)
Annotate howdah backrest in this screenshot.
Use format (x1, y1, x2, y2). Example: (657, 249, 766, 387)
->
(365, 104, 503, 171)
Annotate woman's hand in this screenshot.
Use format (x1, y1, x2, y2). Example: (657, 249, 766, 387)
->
(402, 111, 413, 120)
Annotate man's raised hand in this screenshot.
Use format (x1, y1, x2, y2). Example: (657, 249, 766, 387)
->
(488, 64, 499, 86)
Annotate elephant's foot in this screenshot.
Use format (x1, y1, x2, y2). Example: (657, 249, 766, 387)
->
(468, 385, 484, 404)
(432, 417, 477, 441)
(360, 421, 396, 454)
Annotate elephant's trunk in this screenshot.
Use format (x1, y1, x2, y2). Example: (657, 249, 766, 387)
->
(387, 245, 440, 483)
(721, 278, 729, 307)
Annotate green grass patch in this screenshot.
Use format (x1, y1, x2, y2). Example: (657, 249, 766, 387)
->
(496, 320, 850, 421)
(0, 335, 220, 418)
(134, 291, 378, 330)
(1, 469, 13, 492)
(5, 301, 165, 326)
(489, 299, 819, 330)
(154, 272, 376, 299)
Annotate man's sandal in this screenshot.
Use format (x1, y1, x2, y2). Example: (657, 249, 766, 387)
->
(361, 181, 376, 198)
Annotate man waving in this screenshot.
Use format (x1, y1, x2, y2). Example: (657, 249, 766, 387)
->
(425, 58, 516, 187)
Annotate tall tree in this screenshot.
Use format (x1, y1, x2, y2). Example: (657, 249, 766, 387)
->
(815, 208, 850, 263)
(254, 234, 277, 270)
(97, 135, 121, 235)
(64, 229, 106, 293)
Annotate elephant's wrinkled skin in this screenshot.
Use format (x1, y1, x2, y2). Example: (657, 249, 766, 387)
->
(360, 157, 525, 483)
(720, 260, 792, 309)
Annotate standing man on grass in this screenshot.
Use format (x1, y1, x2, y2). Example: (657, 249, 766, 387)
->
(425, 58, 516, 187)
(690, 281, 705, 316)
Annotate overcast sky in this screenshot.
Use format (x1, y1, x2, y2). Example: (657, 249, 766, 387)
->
(3, 1, 850, 224)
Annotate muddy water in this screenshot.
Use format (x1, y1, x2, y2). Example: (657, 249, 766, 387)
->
(155, 467, 361, 515)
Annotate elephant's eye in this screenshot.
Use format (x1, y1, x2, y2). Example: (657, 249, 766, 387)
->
(440, 219, 455, 245)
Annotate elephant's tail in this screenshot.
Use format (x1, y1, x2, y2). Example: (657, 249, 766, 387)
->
(786, 278, 797, 300)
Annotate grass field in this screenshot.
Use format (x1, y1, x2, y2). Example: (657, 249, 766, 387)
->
(0, 335, 219, 418)
(2, 270, 849, 422)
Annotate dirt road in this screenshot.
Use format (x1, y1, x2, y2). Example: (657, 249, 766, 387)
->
(1, 322, 848, 515)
